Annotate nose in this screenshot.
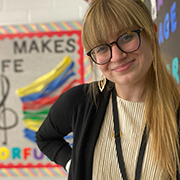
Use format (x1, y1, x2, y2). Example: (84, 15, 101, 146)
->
(111, 43, 127, 63)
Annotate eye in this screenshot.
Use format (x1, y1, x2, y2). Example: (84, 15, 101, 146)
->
(122, 33, 134, 42)
(119, 32, 136, 44)
(95, 45, 109, 54)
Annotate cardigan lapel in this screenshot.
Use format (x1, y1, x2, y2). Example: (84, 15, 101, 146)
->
(85, 89, 112, 180)
(71, 88, 112, 180)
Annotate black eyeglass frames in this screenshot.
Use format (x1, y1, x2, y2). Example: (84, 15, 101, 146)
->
(87, 29, 143, 65)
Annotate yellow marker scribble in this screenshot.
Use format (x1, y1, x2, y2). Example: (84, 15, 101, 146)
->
(16, 56, 71, 97)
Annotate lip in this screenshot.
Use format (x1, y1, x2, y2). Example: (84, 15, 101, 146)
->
(112, 60, 134, 72)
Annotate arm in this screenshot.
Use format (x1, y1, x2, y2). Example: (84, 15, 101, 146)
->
(36, 90, 73, 169)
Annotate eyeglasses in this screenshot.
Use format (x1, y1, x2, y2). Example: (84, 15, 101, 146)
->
(87, 29, 143, 65)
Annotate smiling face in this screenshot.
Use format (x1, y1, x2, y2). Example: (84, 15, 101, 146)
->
(97, 30, 153, 90)
(82, 0, 156, 98)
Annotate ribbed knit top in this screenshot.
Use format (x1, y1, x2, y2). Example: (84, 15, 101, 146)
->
(92, 95, 170, 180)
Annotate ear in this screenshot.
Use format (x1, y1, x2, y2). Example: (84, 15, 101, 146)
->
(153, 23, 157, 33)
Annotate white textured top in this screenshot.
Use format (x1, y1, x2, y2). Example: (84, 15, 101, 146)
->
(92, 95, 170, 180)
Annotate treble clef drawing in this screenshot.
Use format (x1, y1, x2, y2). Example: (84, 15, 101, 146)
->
(0, 74, 18, 145)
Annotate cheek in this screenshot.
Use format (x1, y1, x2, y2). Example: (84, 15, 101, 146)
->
(145, 47, 153, 63)
(140, 40, 153, 62)
(97, 64, 109, 74)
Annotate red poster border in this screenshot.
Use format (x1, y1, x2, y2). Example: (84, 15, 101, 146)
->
(0, 30, 83, 168)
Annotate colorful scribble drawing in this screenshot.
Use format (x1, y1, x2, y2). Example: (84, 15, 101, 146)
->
(16, 56, 76, 144)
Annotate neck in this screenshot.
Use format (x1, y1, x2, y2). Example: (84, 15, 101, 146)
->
(115, 81, 146, 102)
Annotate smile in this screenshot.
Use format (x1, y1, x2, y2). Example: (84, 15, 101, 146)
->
(113, 60, 134, 72)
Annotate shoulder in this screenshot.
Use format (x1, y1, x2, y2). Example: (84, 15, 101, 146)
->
(53, 81, 112, 112)
(60, 83, 90, 101)
(54, 83, 92, 110)
(48, 84, 92, 122)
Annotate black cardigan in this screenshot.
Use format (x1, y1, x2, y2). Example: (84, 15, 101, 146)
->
(36, 83, 180, 180)
(36, 83, 111, 180)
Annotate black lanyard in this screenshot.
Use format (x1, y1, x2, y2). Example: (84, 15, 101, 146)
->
(112, 87, 148, 180)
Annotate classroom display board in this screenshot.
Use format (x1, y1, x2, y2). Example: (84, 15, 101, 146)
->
(144, 0, 180, 88)
(0, 21, 92, 178)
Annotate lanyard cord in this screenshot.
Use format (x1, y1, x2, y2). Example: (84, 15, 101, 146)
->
(112, 87, 148, 180)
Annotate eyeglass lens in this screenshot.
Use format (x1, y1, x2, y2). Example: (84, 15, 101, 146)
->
(90, 31, 140, 65)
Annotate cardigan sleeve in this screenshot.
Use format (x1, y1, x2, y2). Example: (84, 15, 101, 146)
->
(35, 85, 85, 169)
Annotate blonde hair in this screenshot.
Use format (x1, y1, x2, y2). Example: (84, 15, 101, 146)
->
(82, 0, 180, 179)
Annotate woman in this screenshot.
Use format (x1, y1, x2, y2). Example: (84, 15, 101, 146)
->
(36, 0, 180, 179)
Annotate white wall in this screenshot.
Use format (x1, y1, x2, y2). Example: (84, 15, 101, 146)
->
(0, 0, 89, 25)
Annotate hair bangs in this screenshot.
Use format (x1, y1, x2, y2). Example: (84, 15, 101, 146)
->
(82, 0, 147, 53)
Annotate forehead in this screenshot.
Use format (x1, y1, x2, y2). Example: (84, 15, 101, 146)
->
(106, 29, 128, 43)
(98, 26, 140, 46)
(96, 26, 134, 44)
(92, 18, 138, 45)
(112, 27, 140, 39)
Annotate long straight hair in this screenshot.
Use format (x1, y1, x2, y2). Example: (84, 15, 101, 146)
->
(82, 0, 180, 179)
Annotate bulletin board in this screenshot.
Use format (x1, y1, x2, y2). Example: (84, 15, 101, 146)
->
(143, 0, 180, 88)
(0, 21, 92, 178)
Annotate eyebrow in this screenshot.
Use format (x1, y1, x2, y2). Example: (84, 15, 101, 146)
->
(106, 29, 125, 43)
(116, 29, 126, 37)
(118, 27, 136, 35)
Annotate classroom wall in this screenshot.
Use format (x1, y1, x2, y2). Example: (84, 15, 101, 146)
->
(144, 0, 180, 88)
(0, 1, 89, 180)
(0, 0, 88, 25)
